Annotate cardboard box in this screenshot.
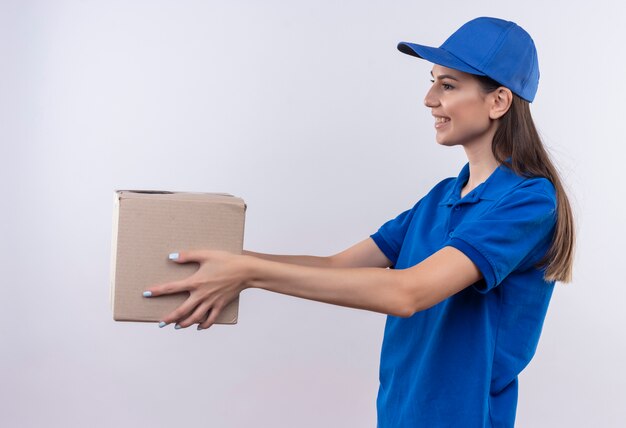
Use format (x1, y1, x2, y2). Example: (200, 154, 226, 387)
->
(110, 190, 246, 324)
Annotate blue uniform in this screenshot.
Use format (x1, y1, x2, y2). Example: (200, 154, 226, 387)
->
(370, 162, 557, 427)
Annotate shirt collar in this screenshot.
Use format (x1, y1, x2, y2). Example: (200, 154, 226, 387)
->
(438, 160, 526, 207)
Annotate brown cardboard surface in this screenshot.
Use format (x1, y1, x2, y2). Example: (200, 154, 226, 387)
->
(110, 190, 246, 324)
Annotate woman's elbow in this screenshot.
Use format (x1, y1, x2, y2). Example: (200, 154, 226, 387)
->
(390, 288, 421, 319)
(394, 271, 438, 318)
(395, 301, 431, 318)
(393, 306, 416, 318)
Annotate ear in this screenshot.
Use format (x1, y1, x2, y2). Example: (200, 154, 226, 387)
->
(488, 87, 513, 120)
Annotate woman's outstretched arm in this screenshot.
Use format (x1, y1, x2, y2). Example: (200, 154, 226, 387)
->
(144, 242, 482, 330)
(245, 245, 481, 318)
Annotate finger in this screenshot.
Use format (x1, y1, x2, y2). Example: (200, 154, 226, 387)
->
(198, 302, 225, 331)
(177, 301, 212, 329)
(168, 249, 210, 264)
(143, 279, 189, 298)
(194, 308, 212, 326)
(160, 296, 200, 327)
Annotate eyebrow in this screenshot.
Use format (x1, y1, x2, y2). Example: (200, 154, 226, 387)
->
(430, 70, 460, 81)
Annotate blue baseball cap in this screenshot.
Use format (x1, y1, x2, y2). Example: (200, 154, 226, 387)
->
(398, 17, 540, 102)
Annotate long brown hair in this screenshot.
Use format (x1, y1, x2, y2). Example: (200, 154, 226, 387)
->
(475, 75, 575, 283)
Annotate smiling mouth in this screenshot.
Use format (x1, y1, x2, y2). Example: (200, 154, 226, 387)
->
(435, 117, 450, 128)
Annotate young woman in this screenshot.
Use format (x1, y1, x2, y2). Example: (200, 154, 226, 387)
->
(144, 16, 575, 427)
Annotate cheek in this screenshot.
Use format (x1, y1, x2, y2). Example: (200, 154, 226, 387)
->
(453, 100, 489, 127)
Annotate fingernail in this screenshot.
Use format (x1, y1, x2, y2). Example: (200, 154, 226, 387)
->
(174, 323, 182, 330)
(158, 321, 167, 328)
(142, 291, 152, 297)
(169, 252, 179, 260)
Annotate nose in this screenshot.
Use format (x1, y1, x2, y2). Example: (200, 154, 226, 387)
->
(423, 85, 439, 108)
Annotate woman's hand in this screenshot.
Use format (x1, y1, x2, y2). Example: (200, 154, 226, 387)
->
(143, 250, 251, 331)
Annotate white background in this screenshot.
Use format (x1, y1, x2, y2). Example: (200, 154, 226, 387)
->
(2, 1, 624, 427)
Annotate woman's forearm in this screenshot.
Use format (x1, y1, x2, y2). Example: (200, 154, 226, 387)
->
(242, 250, 333, 268)
(242, 255, 411, 317)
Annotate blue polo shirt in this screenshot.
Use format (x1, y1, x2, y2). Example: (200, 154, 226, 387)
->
(370, 162, 557, 428)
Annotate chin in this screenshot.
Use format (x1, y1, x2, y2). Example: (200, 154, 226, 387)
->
(435, 137, 458, 147)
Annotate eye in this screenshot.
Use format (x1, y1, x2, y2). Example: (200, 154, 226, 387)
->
(429, 79, 454, 90)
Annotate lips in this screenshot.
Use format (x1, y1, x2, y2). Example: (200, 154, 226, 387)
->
(434, 116, 450, 129)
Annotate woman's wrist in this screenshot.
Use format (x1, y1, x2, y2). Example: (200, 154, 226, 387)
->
(238, 253, 261, 291)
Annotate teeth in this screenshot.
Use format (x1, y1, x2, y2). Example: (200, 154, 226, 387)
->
(435, 117, 450, 123)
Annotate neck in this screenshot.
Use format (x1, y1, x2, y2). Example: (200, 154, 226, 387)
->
(461, 132, 500, 191)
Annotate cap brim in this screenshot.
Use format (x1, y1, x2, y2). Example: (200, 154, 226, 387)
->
(397, 42, 486, 76)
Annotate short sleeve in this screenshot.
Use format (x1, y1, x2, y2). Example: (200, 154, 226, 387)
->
(445, 182, 557, 292)
(370, 203, 419, 266)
